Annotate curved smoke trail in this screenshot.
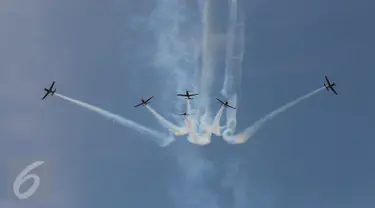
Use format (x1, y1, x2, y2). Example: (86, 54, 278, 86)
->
(145, 105, 189, 136)
(210, 105, 225, 136)
(55, 93, 175, 147)
(223, 87, 325, 144)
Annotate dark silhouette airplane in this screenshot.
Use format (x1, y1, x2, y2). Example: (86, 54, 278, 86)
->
(177, 90, 198, 99)
(216, 98, 236, 109)
(177, 112, 190, 116)
(324, 76, 338, 95)
(42, 81, 56, 100)
(134, 96, 154, 107)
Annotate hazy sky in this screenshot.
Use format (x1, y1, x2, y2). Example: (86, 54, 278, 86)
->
(1, 0, 374, 208)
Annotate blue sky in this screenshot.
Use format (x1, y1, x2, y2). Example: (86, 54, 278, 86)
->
(1, 0, 374, 207)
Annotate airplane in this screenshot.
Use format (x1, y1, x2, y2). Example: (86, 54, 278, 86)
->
(177, 112, 190, 116)
(42, 81, 56, 100)
(216, 98, 236, 109)
(324, 76, 338, 95)
(177, 90, 198, 99)
(134, 96, 154, 107)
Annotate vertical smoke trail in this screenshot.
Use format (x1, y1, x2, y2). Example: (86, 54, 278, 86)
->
(186, 98, 197, 135)
(149, 0, 219, 207)
(149, 0, 202, 120)
(220, 0, 245, 137)
(220, 0, 245, 98)
(186, 98, 191, 114)
(55, 93, 175, 146)
(196, 0, 216, 127)
(223, 87, 325, 144)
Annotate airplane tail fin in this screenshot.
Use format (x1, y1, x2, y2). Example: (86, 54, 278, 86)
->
(52, 89, 56, 95)
(324, 84, 328, 90)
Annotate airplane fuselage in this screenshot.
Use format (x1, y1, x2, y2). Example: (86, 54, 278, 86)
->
(134, 96, 153, 107)
(44, 88, 56, 95)
(185, 91, 192, 99)
(324, 83, 335, 90)
(140, 100, 150, 105)
(177, 90, 198, 99)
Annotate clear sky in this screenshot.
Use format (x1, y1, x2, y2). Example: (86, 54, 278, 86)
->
(1, 0, 374, 208)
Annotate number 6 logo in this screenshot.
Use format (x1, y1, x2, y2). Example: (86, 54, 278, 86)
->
(13, 161, 44, 200)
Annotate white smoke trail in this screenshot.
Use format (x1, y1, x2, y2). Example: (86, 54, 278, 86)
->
(145, 0, 246, 146)
(196, 0, 216, 127)
(185, 98, 211, 145)
(145, 105, 189, 136)
(221, 0, 245, 98)
(55, 93, 175, 147)
(220, 0, 245, 137)
(223, 87, 325, 144)
(183, 98, 211, 145)
(149, 0, 202, 121)
(148, 0, 220, 207)
(210, 105, 225, 136)
(189, 97, 217, 145)
(186, 98, 196, 134)
(222, 94, 238, 136)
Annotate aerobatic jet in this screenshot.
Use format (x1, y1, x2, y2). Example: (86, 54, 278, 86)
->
(177, 112, 190, 116)
(216, 98, 236, 109)
(42, 81, 56, 100)
(324, 76, 338, 95)
(134, 96, 154, 107)
(177, 90, 198, 99)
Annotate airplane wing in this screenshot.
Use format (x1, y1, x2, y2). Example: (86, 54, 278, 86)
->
(145, 96, 154, 103)
(325, 76, 330, 84)
(50, 81, 55, 90)
(134, 103, 143, 108)
(227, 105, 236, 109)
(189, 93, 198, 96)
(177, 94, 187, 97)
(41, 92, 49, 100)
(330, 87, 338, 95)
(216, 98, 225, 105)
